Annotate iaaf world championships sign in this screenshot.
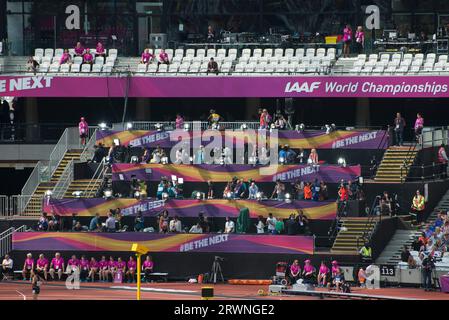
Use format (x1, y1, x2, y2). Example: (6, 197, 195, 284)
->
(1, 76, 449, 98)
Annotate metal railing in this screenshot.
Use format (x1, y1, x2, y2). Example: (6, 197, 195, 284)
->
(83, 161, 107, 198)
(10, 195, 44, 217)
(0, 225, 26, 257)
(48, 127, 80, 176)
(80, 129, 98, 162)
(52, 159, 74, 199)
(0, 195, 8, 217)
(402, 162, 447, 181)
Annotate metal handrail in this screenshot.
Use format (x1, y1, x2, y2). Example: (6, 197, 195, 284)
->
(80, 129, 98, 162)
(83, 160, 107, 198)
(356, 196, 382, 252)
(0, 225, 26, 257)
(399, 141, 419, 183)
(52, 159, 74, 199)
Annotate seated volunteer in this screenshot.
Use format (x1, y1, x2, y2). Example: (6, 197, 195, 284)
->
(22, 253, 34, 281)
(288, 259, 301, 284)
(126, 256, 137, 283)
(143, 255, 154, 282)
(35, 254, 48, 281)
(359, 242, 373, 262)
(49, 252, 65, 281)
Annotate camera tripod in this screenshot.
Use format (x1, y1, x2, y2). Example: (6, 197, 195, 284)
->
(209, 258, 225, 283)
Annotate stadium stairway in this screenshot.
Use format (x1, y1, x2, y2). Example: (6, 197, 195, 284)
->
(374, 146, 418, 182)
(331, 217, 378, 253)
(63, 163, 111, 199)
(375, 229, 421, 264)
(23, 150, 83, 216)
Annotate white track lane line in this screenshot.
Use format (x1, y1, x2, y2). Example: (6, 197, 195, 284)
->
(15, 290, 27, 300)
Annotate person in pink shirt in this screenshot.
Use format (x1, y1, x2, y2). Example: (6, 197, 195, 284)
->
(98, 256, 108, 282)
(79, 255, 90, 282)
(343, 24, 352, 58)
(317, 261, 329, 287)
(143, 255, 154, 282)
(175, 114, 184, 130)
(288, 259, 301, 284)
(107, 256, 117, 282)
(141, 48, 154, 65)
(302, 259, 315, 284)
(414, 113, 424, 143)
(83, 49, 94, 65)
(35, 254, 48, 281)
(88, 257, 98, 282)
(22, 253, 34, 281)
(158, 49, 170, 65)
(355, 26, 365, 54)
(49, 252, 65, 281)
(59, 49, 72, 65)
(74, 42, 85, 56)
(78, 116, 88, 146)
(126, 256, 137, 283)
(66, 254, 80, 274)
(95, 42, 106, 58)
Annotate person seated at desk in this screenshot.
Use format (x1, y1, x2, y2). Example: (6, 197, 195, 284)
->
(207, 57, 219, 75)
(207, 25, 216, 43)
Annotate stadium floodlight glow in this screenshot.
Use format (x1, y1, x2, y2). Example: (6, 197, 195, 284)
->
(256, 192, 263, 200)
(130, 156, 139, 163)
(295, 123, 305, 132)
(162, 192, 169, 201)
(196, 192, 202, 200)
(44, 190, 53, 197)
(183, 123, 190, 131)
(226, 192, 232, 199)
(98, 122, 108, 130)
(155, 123, 164, 132)
(134, 191, 141, 198)
(72, 191, 83, 198)
(285, 193, 292, 203)
(240, 124, 248, 130)
(103, 189, 113, 199)
(337, 157, 347, 167)
(279, 157, 285, 165)
(248, 156, 257, 165)
(126, 122, 133, 130)
(161, 156, 169, 164)
(307, 158, 313, 165)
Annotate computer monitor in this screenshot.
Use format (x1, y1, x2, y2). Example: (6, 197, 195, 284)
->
(389, 32, 397, 40)
(408, 33, 416, 41)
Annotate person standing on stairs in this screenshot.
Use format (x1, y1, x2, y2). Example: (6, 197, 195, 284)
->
(393, 112, 406, 146)
(78, 117, 89, 147)
(438, 144, 448, 179)
(410, 190, 426, 225)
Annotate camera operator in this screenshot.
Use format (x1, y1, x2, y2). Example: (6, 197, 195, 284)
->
(421, 252, 436, 291)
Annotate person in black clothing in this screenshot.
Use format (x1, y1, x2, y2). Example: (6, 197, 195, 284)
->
(27, 56, 40, 74)
(297, 211, 310, 235)
(421, 253, 435, 291)
(207, 25, 216, 42)
(393, 112, 406, 146)
(411, 237, 423, 251)
(286, 214, 299, 235)
(401, 245, 411, 262)
(207, 57, 219, 75)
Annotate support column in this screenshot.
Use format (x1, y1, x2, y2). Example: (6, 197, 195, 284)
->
(24, 97, 39, 142)
(245, 98, 260, 121)
(355, 98, 370, 127)
(135, 98, 151, 121)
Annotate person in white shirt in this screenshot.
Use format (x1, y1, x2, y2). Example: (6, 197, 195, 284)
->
(169, 216, 183, 233)
(224, 217, 235, 233)
(1, 255, 13, 280)
(189, 223, 203, 233)
(255, 216, 265, 234)
(105, 212, 117, 232)
(266, 213, 277, 234)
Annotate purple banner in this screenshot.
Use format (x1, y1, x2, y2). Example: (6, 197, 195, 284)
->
(96, 129, 388, 149)
(0, 75, 448, 98)
(112, 163, 361, 183)
(43, 198, 337, 220)
(13, 232, 314, 254)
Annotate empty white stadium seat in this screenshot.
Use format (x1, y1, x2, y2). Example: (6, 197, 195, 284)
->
(253, 48, 262, 57)
(168, 64, 179, 73)
(357, 54, 367, 61)
(295, 48, 305, 57)
(108, 49, 118, 59)
(34, 48, 44, 58)
(71, 64, 80, 73)
(217, 48, 226, 58)
(327, 48, 336, 57)
(439, 55, 448, 63)
(137, 64, 147, 73)
(49, 64, 60, 73)
(54, 48, 64, 57)
(41, 56, 52, 65)
(95, 56, 104, 65)
(39, 64, 49, 73)
(264, 48, 273, 57)
(147, 64, 158, 73)
(59, 64, 70, 73)
(316, 48, 326, 57)
(165, 49, 173, 59)
(73, 56, 83, 65)
(196, 49, 205, 57)
(92, 64, 102, 72)
(185, 49, 195, 57)
(305, 48, 315, 57)
(159, 64, 169, 73)
(81, 64, 91, 73)
(174, 49, 184, 57)
(44, 48, 54, 57)
(206, 49, 216, 58)
(102, 65, 112, 73)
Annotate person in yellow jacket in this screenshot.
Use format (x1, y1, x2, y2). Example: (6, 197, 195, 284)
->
(410, 190, 426, 225)
(359, 242, 372, 262)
